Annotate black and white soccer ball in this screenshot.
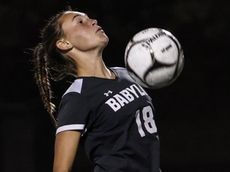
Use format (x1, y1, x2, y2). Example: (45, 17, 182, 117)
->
(124, 28, 184, 89)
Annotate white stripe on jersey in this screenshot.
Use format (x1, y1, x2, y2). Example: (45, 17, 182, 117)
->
(63, 78, 83, 96)
(56, 124, 85, 134)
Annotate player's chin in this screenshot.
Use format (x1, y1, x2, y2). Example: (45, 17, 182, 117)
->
(100, 37, 109, 47)
(97, 31, 109, 40)
(101, 34, 109, 42)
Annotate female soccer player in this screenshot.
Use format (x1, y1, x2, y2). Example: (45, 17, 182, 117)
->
(33, 10, 161, 172)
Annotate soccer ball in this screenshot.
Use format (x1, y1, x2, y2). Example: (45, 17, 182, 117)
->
(124, 28, 184, 89)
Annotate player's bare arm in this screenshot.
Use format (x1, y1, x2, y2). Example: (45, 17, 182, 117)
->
(53, 131, 81, 172)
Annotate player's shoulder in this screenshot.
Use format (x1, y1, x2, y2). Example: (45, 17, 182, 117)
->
(63, 78, 84, 97)
(110, 66, 134, 82)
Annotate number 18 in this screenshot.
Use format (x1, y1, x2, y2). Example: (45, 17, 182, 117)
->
(135, 105, 157, 137)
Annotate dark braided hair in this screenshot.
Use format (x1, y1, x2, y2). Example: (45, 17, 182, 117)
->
(32, 10, 77, 125)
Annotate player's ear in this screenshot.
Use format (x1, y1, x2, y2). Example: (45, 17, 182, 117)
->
(56, 38, 73, 51)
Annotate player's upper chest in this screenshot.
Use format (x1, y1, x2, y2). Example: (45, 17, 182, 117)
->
(81, 77, 152, 114)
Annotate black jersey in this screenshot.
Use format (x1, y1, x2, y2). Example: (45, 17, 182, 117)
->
(56, 67, 160, 172)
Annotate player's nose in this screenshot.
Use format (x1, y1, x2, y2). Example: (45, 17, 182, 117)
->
(91, 19, 97, 26)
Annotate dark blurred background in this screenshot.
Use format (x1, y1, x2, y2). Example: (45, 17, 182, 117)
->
(1, 0, 229, 172)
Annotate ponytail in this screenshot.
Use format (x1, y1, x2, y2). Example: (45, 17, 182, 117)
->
(33, 43, 56, 125)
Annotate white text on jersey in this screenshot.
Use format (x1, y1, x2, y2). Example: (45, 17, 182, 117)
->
(105, 84, 148, 112)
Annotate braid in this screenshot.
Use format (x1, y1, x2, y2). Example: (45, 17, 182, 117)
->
(33, 43, 56, 124)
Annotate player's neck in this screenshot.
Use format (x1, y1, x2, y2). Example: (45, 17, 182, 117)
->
(76, 58, 115, 79)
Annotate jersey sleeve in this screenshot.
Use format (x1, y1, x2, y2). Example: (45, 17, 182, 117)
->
(56, 92, 89, 134)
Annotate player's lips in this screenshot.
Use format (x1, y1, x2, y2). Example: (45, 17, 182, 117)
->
(96, 26, 104, 33)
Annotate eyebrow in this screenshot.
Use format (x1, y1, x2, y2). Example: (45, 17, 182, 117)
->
(72, 14, 81, 21)
(71, 13, 89, 21)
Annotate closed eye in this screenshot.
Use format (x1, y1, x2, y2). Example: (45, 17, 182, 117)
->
(72, 14, 89, 24)
(77, 19, 83, 24)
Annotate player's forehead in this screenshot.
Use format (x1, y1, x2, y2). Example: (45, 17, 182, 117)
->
(60, 11, 87, 22)
(64, 11, 86, 16)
